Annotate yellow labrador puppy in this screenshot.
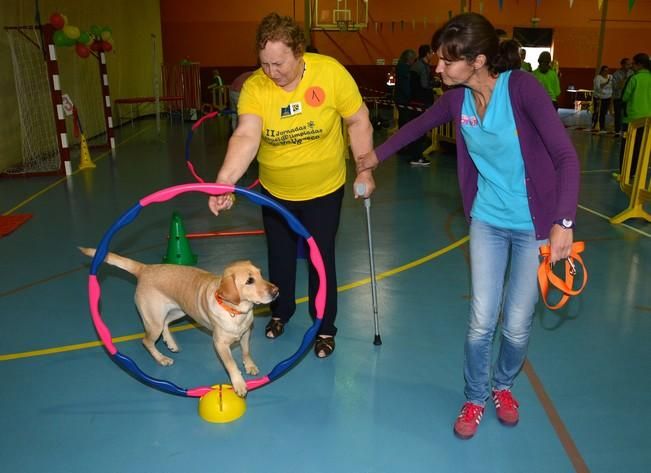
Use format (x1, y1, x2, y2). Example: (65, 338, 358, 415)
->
(79, 247, 278, 397)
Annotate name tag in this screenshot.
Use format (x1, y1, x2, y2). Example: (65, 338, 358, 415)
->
(280, 102, 302, 118)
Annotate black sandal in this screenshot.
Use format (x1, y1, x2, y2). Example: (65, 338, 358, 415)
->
(314, 336, 335, 358)
(265, 318, 285, 339)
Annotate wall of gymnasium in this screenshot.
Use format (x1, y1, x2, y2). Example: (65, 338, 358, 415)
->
(0, 0, 162, 174)
(161, 0, 650, 106)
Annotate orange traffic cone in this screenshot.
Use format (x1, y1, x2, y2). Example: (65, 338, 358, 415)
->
(163, 212, 197, 265)
(78, 133, 96, 170)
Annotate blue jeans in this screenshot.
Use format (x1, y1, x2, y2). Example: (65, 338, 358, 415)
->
(464, 219, 544, 405)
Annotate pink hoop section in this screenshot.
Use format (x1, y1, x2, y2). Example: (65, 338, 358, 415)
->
(140, 183, 235, 206)
(245, 376, 271, 390)
(89, 276, 117, 355)
(187, 386, 213, 397)
(186, 162, 205, 183)
(306, 237, 327, 317)
(192, 110, 219, 131)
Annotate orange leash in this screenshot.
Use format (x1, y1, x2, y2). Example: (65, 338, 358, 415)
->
(537, 241, 588, 310)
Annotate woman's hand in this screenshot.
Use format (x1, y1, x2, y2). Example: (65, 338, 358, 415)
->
(353, 170, 376, 198)
(355, 150, 380, 173)
(208, 192, 235, 216)
(548, 224, 574, 264)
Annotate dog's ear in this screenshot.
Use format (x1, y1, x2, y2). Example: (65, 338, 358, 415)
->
(217, 275, 240, 305)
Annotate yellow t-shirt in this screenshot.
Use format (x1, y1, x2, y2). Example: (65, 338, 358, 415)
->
(238, 53, 363, 201)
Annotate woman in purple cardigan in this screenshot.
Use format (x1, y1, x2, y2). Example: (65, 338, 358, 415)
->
(355, 13, 580, 440)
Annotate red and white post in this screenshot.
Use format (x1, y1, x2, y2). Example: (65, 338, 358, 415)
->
(98, 51, 115, 151)
(42, 23, 71, 175)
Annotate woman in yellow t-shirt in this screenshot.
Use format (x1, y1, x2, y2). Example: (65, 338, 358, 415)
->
(208, 13, 375, 359)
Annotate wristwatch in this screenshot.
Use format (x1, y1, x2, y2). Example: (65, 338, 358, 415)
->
(554, 218, 575, 229)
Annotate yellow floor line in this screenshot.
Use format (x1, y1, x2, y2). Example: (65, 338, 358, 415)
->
(3, 126, 153, 216)
(0, 236, 469, 362)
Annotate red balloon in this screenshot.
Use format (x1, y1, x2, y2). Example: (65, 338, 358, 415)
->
(49, 12, 65, 30)
(75, 43, 90, 58)
(101, 40, 113, 52)
(90, 40, 102, 52)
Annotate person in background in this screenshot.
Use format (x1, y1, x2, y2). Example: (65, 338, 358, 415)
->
(394, 49, 418, 160)
(532, 51, 561, 108)
(591, 65, 613, 133)
(208, 12, 375, 359)
(228, 70, 254, 130)
(619, 52, 651, 178)
(395, 49, 417, 114)
(355, 12, 579, 440)
(408, 44, 436, 166)
(410, 44, 436, 107)
(519, 48, 532, 72)
(612, 57, 634, 137)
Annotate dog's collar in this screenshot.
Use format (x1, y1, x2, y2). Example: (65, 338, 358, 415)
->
(215, 293, 245, 317)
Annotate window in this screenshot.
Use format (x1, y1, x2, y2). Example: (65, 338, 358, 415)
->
(513, 27, 553, 47)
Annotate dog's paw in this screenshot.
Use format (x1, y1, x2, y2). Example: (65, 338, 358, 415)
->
(164, 341, 180, 353)
(243, 358, 259, 375)
(231, 376, 248, 397)
(157, 356, 175, 366)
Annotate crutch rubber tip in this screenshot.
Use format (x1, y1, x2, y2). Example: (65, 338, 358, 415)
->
(373, 335, 382, 345)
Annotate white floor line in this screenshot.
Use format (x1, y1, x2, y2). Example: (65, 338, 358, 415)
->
(579, 204, 651, 238)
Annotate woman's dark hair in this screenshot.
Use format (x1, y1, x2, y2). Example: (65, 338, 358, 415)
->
(431, 13, 521, 73)
(256, 12, 306, 56)
(632, 52, 650, 70)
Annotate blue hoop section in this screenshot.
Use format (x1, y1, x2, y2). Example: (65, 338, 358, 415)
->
(88, 183, 326, 397)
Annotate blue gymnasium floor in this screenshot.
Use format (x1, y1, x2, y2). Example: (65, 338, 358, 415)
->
(1, 113, 650, 473)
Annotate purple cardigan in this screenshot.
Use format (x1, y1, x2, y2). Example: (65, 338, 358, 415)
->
(376, 70, 580, 240)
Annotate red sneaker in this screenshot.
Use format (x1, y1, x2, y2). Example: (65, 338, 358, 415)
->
(492, 389, 519, 426)
(453, 402, 484, 439)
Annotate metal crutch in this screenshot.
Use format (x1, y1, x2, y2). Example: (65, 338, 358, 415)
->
(355, 183, 382, 345)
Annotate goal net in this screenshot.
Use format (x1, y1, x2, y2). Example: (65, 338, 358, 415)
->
(5, 26, 61, 175)
(5, 24, 111, 176)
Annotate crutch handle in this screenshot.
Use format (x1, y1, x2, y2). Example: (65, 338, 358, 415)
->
(355, 183, 371, 207)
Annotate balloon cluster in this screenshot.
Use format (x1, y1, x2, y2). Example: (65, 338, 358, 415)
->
(49, 12, 114, 58)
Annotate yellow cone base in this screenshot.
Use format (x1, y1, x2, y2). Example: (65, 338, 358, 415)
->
(78, 134, 96, 170)
(198, 384, 246, 423)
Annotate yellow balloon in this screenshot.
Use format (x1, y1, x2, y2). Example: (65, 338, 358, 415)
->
(101, 30, 112, 41)
(63, 25, 80, 40)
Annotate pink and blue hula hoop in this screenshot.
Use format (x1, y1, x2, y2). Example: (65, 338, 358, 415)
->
(87, 183, 326, 397)
(184, 111, 259, 189)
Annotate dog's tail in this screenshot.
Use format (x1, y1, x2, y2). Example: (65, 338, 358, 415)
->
(79, 247, 145, 277)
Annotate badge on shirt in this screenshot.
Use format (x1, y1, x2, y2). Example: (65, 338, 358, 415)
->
(280, 102, 302, 118)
